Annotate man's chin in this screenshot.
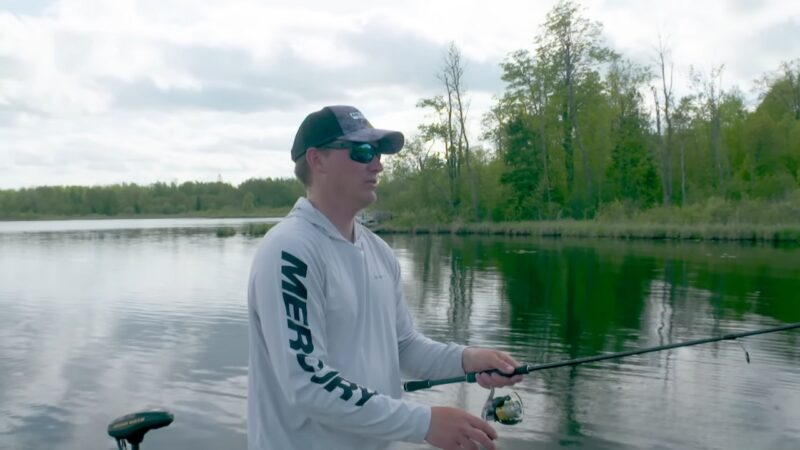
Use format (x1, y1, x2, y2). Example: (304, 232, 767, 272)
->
(358, 192, 378, 208)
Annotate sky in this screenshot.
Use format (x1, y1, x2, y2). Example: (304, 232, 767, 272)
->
(1, 0, 798, 189)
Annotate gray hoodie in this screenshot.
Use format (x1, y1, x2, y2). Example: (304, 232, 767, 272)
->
(248, 197, 466, 450)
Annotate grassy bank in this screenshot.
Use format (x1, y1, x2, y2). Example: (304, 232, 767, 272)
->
(374, 221, 800, 244)
(374, 197, 800, 243)
(216, 222, 276, 238)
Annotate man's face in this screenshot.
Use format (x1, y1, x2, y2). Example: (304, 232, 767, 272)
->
(315, 146, 383, 210)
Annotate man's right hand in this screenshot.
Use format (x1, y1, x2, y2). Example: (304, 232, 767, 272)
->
(425, 406, 497, 450)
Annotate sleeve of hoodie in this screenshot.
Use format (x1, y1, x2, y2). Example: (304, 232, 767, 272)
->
(249, 232, 431, 443)
(393, 253, 467, 380)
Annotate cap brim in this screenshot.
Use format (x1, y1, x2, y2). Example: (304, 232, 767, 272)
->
(340, 128, 404, 154)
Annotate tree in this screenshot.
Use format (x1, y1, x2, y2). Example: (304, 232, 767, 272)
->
(671, 96, 696, 203)
(498, 49, 556, 206)
(0, 179, 303, 219)
(758, 59, 800, 121)
(417, 42, 479, 220)
(441, 43, 480, 220)
(536, 0, 615, 210)
(417, 95, 459, 214)
(499, 114, 542, 219)
(242, 192, 256, 212)
(652, 36, 676, 205)
(691, 65, 728, 193)
(605, 58, 660, 207)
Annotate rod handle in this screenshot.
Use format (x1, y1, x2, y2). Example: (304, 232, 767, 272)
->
(404, 366, 528, 392)
(466, 365, 529, 382)
(403, 380, 433, 392)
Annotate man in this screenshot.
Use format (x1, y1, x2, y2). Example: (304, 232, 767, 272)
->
(248, 105, 522, 450)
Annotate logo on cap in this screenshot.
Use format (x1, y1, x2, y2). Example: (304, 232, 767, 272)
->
(349, 111, 366, 121)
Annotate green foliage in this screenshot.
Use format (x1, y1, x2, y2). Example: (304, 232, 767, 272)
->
(605, 104, 660, 207)
(499, 115, 542, 219)
(216, 227, 236, 238)
(243, 222, 276, 237)
(0, 179, 302, 219)
(381, 2, 799, 225)
(603, 194, 800, 226)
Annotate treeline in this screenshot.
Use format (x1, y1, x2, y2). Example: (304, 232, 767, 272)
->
(3, 1, 798, 225)
(0, 178, 303, 219)
(377, 0, 800, 223)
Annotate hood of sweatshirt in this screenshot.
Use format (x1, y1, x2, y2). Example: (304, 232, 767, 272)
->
(286, 197, 365, 244)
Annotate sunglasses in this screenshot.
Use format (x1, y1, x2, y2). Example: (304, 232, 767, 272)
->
(320, 141, 381, 164)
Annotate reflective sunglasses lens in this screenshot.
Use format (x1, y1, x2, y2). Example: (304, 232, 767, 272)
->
(349, 144, 377, 163)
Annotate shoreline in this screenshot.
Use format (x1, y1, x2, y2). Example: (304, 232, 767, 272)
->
(373, 221, 800, 244)
(3, 214, 799, 244)
(0, 209, 291, 222)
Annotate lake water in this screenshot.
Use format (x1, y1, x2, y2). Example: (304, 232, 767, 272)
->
(0, 218, 798, 450)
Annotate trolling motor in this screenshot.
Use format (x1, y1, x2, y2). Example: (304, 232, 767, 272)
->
(481, 387, 524, 425)
(107, 410, 174, 450)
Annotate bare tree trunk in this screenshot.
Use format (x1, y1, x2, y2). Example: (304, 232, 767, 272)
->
(444, 43, 478, 220)
(695, 65, 727, 194)
(711, 108, 724, 192)
(454, 74, 479, 220)
(529, 67, 552, 208)
(709, 67, 726, 193)
(680, 138, 686, 204)
(780, 60, 800, 120)
(657, 40, 674, 204)
(572, 120, 593, 207)
(441, 73, 458, 212)
(539, 116, 552, 206)
(562, 40, 575, 196)
(652, 86, 669, 204)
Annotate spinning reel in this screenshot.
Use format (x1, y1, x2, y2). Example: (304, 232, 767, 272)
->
(480, 387, 524, 425)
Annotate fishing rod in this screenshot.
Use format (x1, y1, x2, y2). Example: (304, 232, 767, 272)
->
(404, 322, 800, 393)
(106, 323, 799, 447)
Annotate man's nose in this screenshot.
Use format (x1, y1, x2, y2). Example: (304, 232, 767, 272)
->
(368, 154, 383, 172)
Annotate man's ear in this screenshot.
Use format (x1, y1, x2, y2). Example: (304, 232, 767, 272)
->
(306, 148, 328, 174)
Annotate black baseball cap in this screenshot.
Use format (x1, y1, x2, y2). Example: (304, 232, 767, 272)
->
(291, 105, 405, 162)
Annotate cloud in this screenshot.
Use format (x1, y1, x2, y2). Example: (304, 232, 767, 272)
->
(733, 19, 800, 82)
(0, 0, 56, 16)
(107, 77, 298, 112)
(1, 0, 799, 189)
(729, 0, 766, 12)
(0, 54, 23, 78)
(160, 43, 345, 107)
(590, 0, 800, 103)
(338, 20, 504, 94)
(98, 23, 501, 113)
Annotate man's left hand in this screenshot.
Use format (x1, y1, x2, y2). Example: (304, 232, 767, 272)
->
(462, 347, 524, 389)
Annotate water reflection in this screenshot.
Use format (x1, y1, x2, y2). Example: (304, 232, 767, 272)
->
(387, 235, 800, 450)
(0, 222, 258, 450)
(0, 225, 798, 449)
